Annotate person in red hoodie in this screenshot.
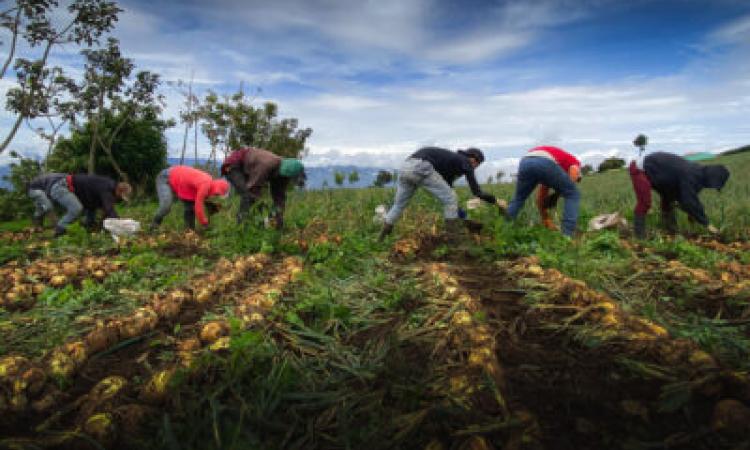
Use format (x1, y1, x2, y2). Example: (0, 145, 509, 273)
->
(149, 165, 229, 230)
(503, 145, 582, 237)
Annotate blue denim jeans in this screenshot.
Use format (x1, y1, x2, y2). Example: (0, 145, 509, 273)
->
(152, 168, 174, 225)
(385, 158, 458, 225)
(49, 178, 83, 229)
(507, 156, 580, 236)
(28, 189, 53, 219)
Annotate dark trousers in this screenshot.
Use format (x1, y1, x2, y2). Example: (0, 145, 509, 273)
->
(226, 167, 254, 222)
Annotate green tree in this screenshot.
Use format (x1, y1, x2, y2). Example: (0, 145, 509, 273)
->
(334, 171, 345, 186)
(167, 73, 201, 165)
(373, 170, 393, 187)
(581, 164, 594, 176)
(0, 151, 42, 220)
(496, 170, 505, 183)
(0, 0, 121, 154)
(48, 107, 170, 195)
(199, 88, 312, 164)
(348, 170, 359, 185)
(597, 158, 626, 173)
(75, 38, 163, 179)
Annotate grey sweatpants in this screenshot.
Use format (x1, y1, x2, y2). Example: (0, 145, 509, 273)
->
(384, 158, 458, 225)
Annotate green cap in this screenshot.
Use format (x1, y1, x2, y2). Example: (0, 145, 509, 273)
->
(279, 159, 304, 178)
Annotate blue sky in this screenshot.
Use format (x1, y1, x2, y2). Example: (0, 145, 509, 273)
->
(2, 0, 750, 180)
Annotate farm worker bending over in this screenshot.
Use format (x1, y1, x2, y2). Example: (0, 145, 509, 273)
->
(40, 173, 132, 237)
(220, 147, 305, 229)
(629, 143, 728, 238)
(379, 147, 503, 241)
(629, 134, 651, 239)
(27, 172, 67, 228)
(150, 165, 229, 231)
(504, 146, 582, 237)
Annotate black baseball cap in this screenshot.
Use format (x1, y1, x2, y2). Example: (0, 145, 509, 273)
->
(458, 148, 485, 164)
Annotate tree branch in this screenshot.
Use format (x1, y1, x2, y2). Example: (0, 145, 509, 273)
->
(0, 7, 22, 79)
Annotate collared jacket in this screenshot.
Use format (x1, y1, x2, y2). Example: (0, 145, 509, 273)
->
(409, 147, 496, 204)
(69, 174, 120, 219)
(644, 152, 729, 225)
(28, 173, 66, 196)
(228, 147, 291, 209)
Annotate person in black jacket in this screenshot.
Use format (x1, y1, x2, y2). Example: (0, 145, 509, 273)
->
(379, 147, 504, 240)
(634, 152, 729, 236)
(55, 174, 132, 237)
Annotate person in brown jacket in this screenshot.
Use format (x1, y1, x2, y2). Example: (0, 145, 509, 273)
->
(221, 147, 305, 229)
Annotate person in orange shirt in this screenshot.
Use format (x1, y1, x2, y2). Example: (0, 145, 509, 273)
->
(149, 165, 229, 230)
(504, 146, 582, 236)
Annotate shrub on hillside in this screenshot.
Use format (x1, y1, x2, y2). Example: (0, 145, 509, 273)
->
(598, 158, 625, 173)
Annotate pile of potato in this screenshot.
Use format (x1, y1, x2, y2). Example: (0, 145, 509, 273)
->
(0, 256, 125, 310)
(0, 230, 35, 242)
(425, 262, 504, 400)
(144, 256, 303, 407)
(1, 253, 274, 422)
(0, 355, 56, 415)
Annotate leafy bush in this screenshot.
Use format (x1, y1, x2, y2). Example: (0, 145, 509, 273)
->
(0, 151, 42, 220)
(597, 157, 626, 172)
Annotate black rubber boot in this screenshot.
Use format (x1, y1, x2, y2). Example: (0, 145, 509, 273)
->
(378, 223, 393, 242)
(633, 214, 646, 239)
(31, 216, 43, 228)
(444, 218, 468, 244)
(53, 225, 66, 238)
(463, 219, 483, 234)
(661, 209, 677, 235)
(148, 220, 160, 233)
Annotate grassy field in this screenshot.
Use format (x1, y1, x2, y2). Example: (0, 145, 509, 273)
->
(0, 152, 749, 449)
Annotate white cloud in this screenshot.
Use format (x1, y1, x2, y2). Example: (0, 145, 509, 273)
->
(2, 0, 750, 176)
(426, 32, 530, 63)
(306, 94, 386, 111)
(708, 13, 750, 44)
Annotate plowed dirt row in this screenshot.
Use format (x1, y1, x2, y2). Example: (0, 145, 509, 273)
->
(0, 254, 302, 449)
(401, 234, 749, 450)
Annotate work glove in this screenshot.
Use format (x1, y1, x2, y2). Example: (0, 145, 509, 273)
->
(542, 217, 558, 231)
(206, 202, 221, 216)
(707, 224, 719, 234)
(463, 219, 483, 233)
(496, 198, 508, 215)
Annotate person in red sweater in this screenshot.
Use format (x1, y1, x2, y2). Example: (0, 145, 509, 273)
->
(149, 165, 229, 230)
(504, 146, 582, 236)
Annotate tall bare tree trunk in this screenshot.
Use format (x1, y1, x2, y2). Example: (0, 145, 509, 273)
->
(0, 115, 23, 153)
(194, 116, 199, 166)
(0, 37, 56, 155)
(0, 8, 22, 79)
(179, 73, 194, 165)
(98, 136, 128, 182)
(88, 91, 107, 174)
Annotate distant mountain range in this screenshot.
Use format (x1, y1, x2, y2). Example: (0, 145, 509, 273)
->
(166, 157, 393, 190)
(0, 165, 10, 189)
